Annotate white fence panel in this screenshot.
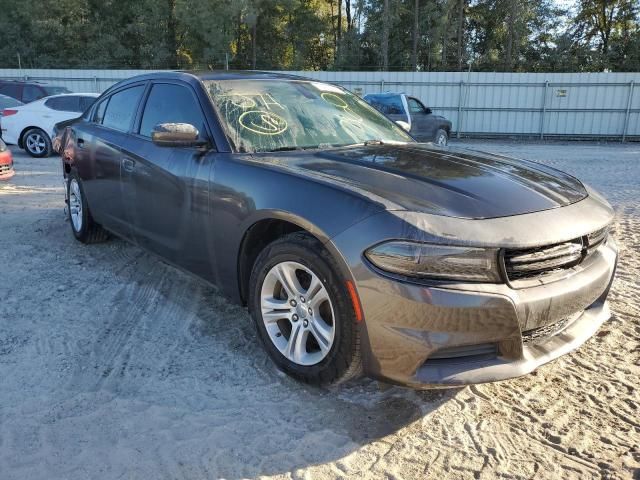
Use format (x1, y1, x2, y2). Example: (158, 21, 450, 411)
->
(1, 69, 638, 139)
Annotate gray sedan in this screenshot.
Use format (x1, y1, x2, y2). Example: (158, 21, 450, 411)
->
(57, 71, 617, 388)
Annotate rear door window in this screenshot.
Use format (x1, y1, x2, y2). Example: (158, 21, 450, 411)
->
(101, 86, 144, 132)
(139, 83, 206, 138)
(93, 98, 108, 124)
(45, 96, 80, 112)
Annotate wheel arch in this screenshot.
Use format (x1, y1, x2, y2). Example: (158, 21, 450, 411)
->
(18, 126, 49, 148)
(235, 210, 353, 306)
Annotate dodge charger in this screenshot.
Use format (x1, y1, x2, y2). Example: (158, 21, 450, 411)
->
(55, 71, 618, 388)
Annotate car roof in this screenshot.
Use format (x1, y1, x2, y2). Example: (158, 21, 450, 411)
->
(190, 70, 308, 81)
(364, 92, 405, 97)
(0, 79, 58, 86)
(44, 93, 100, 98)
(108, 70, 311, 89)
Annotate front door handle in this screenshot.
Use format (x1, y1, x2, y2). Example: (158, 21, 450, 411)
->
(77, 138, 85, 148)
(122, 157, 135, 172)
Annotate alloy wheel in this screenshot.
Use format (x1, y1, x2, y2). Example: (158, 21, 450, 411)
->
(69, 179, 83, 232)
(260, 261, 335, 366)
(26, 132, 46, 155)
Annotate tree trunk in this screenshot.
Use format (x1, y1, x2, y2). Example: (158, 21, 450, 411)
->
(456, 0, 464, 71)
(338, 0, 342, 41)
(346, 0, 352, 31)
(441, 11, 448, 68)
(411, 0, 419, 71)
(251, 21, 257, 69)
(381, 0, 389, 70)
(505, 0, 517, 71)
(167, 0, 178, 68)
(336, 0, 342, 62)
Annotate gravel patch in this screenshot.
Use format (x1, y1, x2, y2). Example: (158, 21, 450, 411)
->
(0, 141, 638, 479)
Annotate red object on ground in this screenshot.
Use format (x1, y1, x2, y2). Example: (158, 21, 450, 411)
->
(0, 141, 15, 180)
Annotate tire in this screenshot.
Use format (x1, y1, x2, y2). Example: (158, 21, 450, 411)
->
(434, 128, 449, 146)
(249, 232, 362, 386)
(23, 128, 52, 158)
(67, 171, 109, 244)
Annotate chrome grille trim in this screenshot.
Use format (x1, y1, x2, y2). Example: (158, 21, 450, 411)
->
(503, 239, 584, 281)
(501, 225, 610, 285)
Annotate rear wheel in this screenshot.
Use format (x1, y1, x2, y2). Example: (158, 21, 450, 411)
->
(249, 232, 362, 385)
(67, 172, 109, 244)
(23, 128, 52, 158)
(434, 128, 449, 146)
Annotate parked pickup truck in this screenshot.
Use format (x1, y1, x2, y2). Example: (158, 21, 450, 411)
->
(363, 92, 452, 145)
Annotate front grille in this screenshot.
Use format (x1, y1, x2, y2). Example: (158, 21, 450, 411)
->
(522, 316, 573, 345)
(503, 239, 584, 281)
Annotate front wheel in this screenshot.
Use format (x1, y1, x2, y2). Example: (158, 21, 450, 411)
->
(434, 128, 449, 146)
(67, 172, 109, 244)
(23, 128, 52, 158)
(249, 232, 362, 385)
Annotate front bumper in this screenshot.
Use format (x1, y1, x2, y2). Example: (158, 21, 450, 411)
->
(358, 239, 617, 388)
(0, 150, 14, 180)
(328, 194, 618, 388)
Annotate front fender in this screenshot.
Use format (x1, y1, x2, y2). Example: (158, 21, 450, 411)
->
(209, 155, 385, 301)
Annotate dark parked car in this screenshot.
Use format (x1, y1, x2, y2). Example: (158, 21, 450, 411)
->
(57, 71, 617, 388)
(364, 92, 451, 145)
(0, 80, 71, 103)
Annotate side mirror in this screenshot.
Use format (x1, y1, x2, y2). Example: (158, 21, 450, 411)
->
(425, 107, 433, 115)
(151, 123, 206, 148)
(395, 120, 410, 131)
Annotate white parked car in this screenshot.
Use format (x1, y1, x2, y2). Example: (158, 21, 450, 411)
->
(0, 93, 98, 157)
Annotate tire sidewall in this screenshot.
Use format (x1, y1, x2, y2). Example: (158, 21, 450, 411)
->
(435, 129, 448, 146)
(249, 236, 357, 383)
(67, 172, 90, 241)
(24, 128, 51, 158)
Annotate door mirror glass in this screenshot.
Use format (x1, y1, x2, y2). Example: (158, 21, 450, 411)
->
(395, 120, 410, 131)
(151, 123, 204, 147)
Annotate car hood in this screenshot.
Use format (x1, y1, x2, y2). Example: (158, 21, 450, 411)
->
(255, 143, 588, 219)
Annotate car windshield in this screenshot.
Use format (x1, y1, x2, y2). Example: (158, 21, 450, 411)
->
(204, 79, 413, 153)
(43, 86, 71, 95)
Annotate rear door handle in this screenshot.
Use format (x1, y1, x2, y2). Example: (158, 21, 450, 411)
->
(122, 157, 135, 172)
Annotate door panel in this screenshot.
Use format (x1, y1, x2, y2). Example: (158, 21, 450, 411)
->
(78, 85, 145, 239)
(123, 82, 214, 278)
(408, 97, 437, 142)
(80, 124, 131, 237)
(123, 137, 214, 278)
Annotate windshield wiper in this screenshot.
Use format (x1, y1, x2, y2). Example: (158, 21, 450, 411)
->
(266, 146, 303, 152)
(264, 145, 325, 153)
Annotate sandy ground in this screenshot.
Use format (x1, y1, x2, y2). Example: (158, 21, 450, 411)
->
(0, 140, 638, 480)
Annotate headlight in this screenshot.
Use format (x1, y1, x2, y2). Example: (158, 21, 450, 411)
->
(364, 241, 501, 282)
